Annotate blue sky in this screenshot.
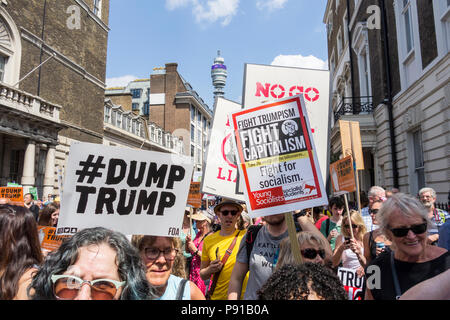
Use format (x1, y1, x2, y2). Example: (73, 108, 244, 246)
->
(106, 0, 329, 109)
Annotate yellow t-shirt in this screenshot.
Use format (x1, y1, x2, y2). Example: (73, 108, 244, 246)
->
(202, 229, 249, 300)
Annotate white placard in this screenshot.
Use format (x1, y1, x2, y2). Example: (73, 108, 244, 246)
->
(57, 143, 193, 237)
(243, 63, 330, 185)
(201, 97, 245, 201)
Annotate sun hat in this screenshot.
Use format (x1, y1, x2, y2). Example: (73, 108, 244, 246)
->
(188, 210, 212, 224)
(213, 198, 244, 215)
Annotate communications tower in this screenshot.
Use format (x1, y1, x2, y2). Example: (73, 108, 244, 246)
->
(211, 50, 227, 99)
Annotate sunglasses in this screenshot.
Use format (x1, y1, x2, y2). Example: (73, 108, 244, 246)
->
(220, 210, 238, 216)
(301, 248, 326, 260)
(344, 224, 358, 229)
(51, 275, 125, 300)
(389, 222, 427, 237)
(369, 209, 379, 215)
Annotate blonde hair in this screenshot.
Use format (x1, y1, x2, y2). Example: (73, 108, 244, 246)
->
(341, 210, 367, 241)
(131, 235, 186, 279)
(275, 231, 330, 271)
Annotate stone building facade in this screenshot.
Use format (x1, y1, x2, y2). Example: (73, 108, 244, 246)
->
(0, 0, 109, 199)
(324, 0, 449, 202)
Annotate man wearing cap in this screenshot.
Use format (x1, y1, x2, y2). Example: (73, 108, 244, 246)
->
(200, 199, 249, 300)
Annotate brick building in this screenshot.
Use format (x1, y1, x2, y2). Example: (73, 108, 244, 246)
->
(324, 0, 449, 202)
(0, 0, 109, 199)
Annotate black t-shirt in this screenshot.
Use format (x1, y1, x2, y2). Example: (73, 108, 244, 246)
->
(28, 204, 40, 221)
(366, 250, 450, 300)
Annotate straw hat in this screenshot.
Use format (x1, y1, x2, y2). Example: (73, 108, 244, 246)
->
(213, 198, 244, 215)
(188, 210, 212, 224)
(185, 206, 193, 215)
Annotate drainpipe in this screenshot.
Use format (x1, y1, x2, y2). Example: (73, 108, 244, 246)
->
(37, 0, 47, 96)
(380, 0, 399, 188)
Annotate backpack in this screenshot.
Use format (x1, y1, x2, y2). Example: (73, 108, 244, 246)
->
(245, 225, 263, 263)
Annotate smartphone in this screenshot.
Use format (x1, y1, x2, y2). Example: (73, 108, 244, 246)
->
(345, 237, 351, 244)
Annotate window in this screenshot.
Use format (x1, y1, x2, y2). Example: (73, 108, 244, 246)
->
(111, 110, 117, 126)
(191, 124, 195, 142)
(131, 120, 136, 134)
(190, 106, 195, 121)
(143, 102, 149, 115)
(402, 0, 414, 54)
(337, 28, 343, 57)
(191, 145, 195, 158)
(93, 0, 102, 18)
(0, 56, 6, 82)
(132, 103, 139, 111)
(104, 106, 111, 123)
(203, 117, 207, 130)
(9, 150, 20, 183)
(130, 89, 142, 99)
(150, 126, 155, 141)
(197, 112, 202, 124)
(413, 129, 425, 190)
(197, 129, 202, 146)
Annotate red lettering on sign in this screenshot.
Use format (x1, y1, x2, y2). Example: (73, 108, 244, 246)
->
(255, 83, 320, 102)
(255, 82, 270, 97)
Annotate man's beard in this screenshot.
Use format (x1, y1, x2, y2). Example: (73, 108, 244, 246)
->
(421, 201, 433, 208)
(264, 215, 285, 226)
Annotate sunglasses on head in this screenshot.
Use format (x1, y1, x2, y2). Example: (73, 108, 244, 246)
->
(344, 224, 358, 229)
(51, 275, 125, 300)
(301, 248, 326, 260)
(389, 222, 427, 237)
(220, 210, 238, 216)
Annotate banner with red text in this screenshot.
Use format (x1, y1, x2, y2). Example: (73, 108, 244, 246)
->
(230, 95, 327, 218)
(242, 63, 330, 185)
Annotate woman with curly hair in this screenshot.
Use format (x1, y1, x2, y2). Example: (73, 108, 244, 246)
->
(257, 263, 347, 300)
(0, 204, 43, 300)
(29, 227, 153, 300)
(132, 235, 205, 300)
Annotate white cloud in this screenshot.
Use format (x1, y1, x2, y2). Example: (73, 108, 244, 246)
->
(165, 0, 240, 26)
(106, 75, 138, 88)
(256, 0, 288, 11)
(270, 54, 328, 70)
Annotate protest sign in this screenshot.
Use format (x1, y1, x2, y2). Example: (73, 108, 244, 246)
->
(339, 120, 364, 170)
(0, 186, 23, 203)
(187, 181, 202, 208)
(201, 97, 245, 201)
(242, 63, 330, 185)
(38, 226, 70, 251)
(330, 155, 356, 195)
(337, 267, 365, 300)
(230, 95, 328, 218)
(57, 142, 193, 237)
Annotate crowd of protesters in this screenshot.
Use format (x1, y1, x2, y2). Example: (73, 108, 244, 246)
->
(0, 185, 449, 300)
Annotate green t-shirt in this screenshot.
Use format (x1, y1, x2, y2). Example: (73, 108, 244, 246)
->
(320, 219, 341, 251)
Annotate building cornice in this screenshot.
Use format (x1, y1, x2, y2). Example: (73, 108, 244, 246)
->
(74, 0, 110, 32)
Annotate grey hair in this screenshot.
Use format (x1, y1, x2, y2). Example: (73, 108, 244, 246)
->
(376, 193, 430, 235)
(368, 186, 386, 197)
(418, 187, 436, 198)
(30, 227, 156, 300)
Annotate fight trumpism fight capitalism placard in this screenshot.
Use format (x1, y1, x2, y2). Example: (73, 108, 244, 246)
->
(57, 143, 193, 237)
(230, 95, 328, 218)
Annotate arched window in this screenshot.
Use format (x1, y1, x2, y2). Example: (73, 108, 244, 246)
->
(0, 8, 22, 86)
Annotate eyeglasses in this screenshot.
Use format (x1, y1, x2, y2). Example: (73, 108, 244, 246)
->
(51, 274, 125, 300)
(220, 210, 238, 216)
(144, 247, 178, 261)
(389, 222, 427, 237)
(369, 209, 379, 215)
(300, 248, 326, 260)
(344, 224, 358, 229)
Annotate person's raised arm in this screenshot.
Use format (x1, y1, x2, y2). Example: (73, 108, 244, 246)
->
(227, 261, 249, 300)
(332, 236, 345, 268)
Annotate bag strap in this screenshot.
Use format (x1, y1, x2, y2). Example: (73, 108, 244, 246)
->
(246, 225, 263, 262)
(325, 218, 331, 236)
(390, 251, 402, 300)
(208, 230, 241, 298)
(176, 279, 188, 300)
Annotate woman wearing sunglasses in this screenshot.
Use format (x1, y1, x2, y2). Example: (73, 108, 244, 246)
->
(132, 235, 205, 300)
(365, 193, 449, 300)
(332, 210, 367, 278)
(275, 231, 332, 270)
(363, 200, 392, 265)
(30, 227, 153, 300)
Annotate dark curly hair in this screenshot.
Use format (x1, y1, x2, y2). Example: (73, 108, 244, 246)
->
(29, 227, 155, 300)
(257, 263, 347, 300)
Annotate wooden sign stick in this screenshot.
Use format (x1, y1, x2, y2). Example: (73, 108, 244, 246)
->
(284, 212, 303, 264)
(343, 194, 354, 239)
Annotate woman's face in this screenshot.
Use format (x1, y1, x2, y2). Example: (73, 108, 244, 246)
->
(141, 237, 175, 289)
(387, 210, 427, 260)
(196, 219, 209, 233)
(299, 242, 325, 265)
(342, 218, 360, 238)
(51, 209, 59, 226)
(369, 202, 382, 224)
